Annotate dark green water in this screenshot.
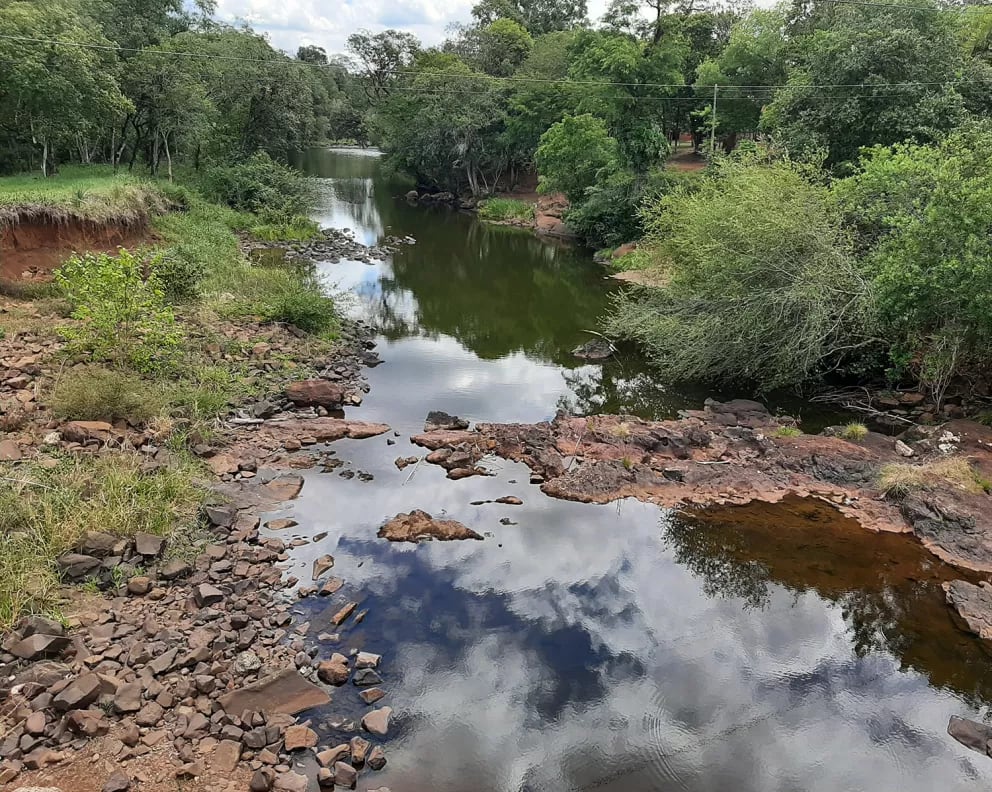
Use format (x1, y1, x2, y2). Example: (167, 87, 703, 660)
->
(293, 146, 844, 435)
(274, 148, 992, 792)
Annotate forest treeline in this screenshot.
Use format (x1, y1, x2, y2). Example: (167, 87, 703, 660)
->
(3, 0, 992, 404)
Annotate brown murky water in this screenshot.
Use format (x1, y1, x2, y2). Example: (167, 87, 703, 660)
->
(272, 148, 992, 792)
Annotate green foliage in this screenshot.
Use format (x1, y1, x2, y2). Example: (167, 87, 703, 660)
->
(55, 249, 182, 374)
(840, 422, 869, 441)
(202, 153, 316, 218)
(471, 0, 588, 36)
(772, 426, 803, 438)
(248, 216, 320, 242)
(834, 122, 992, 399)
(478, 198, 535, 222)
(51, 367, 166, 425)
(261, 274, 338, 335)
(763, 0, 967, 169)
(607, 159, 875, 390)
(536, 114, 618, 202)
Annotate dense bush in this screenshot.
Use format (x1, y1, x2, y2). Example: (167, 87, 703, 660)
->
(607, 158, 875, 390)
(202, 152, 316, 219)
(833, 122, 992, 404)
(536, 114, 618, 202)
(55, 249, 182, 373)
(262, 274, 338, 335)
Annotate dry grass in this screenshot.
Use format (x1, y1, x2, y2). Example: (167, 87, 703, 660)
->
(0, 453, 204, 628)
(878, 457, 987, 498)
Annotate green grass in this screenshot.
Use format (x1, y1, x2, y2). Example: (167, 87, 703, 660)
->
(478, 197, 535, 223)
(0, 165, 170, 224)
(0, 453, 204, 628)
(840, 422, 869, 441)
(246, 215, 320, 241)
(773, 426, 803, 438)
(51, 367, 168, 425)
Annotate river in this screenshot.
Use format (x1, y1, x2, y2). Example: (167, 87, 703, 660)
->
(273, 147, 992, 792)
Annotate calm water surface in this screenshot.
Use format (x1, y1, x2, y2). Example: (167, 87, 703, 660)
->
(276, 147, 992, 792)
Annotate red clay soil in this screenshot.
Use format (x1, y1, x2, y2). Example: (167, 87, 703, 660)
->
(411, 399, 992, 573)
(0, 218, 153, 280)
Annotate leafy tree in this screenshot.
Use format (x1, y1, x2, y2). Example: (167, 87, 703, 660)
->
(85, 0, 215, 52)
(536, 114, 619, 201)
(834, 122, 992, 402)
(0, 1, 130, 176)
(763, 0, 967, 168)
(694, 9, 788, 150)
(569, 30, 686, 170)
(450, 19, 535, 76)
(297, 45, 329, 65)
(347, 29, 421, 101)
(607, 158, 875, 390)
(471, 0, 588, 35)
(376, 53, 506, 194)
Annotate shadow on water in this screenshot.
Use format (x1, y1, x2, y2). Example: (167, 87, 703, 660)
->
(274, 148, 992, 791)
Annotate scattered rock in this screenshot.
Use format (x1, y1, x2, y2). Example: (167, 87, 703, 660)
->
(331, 602, 357, 626)
(102, 771, 131, 792)
(285, 380, 347, 409)
(352, 669, 382, 687)
(273, 771, 309, 792)
(266, 518, 298, 531)
(361, 707, 392, 736)
(312, 554, 335, 580)
(53, 674, 102, 712)
(355, 651, 380, 669)
(284, 724, 318, 751)
(193, 583, 224, 607)
(317, 653, 350, 685)
(359, 687, 386, 705)
(250, 769, 275, 792)
(9, 633, 69, 661)
(494, 495, 523, 505)
(378, 510, 482, 543)
(316, 744, 350, 766)
(133, 532, 165, 557)
(948, 715, 992, 755)
(218, 668, 331, 717)
(572, 338, 613, 360)
(349, 736, 370, 766)
(367, 745, 387, 771)
(126, 576, 152, 596)
(333, 761, 357, 789)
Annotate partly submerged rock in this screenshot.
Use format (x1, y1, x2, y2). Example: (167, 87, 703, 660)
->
(285, 380, 347, 409)
(378, 510, 482, 543)
(572, 338, 613, 361)
(948, 715, 992, 755)
(943, 580, 992, 640)
(424, 411, 469, 432)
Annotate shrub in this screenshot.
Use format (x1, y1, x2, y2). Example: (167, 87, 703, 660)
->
(840, 422, 868, 441)
(153, 249, 206, 303)
(478, 198, 534, 222)
(607, 158, 875, 390)
(878, 457, 986, 498)
(536, 114, 618, 202)
(202, 152, 315, 218)
(55, 249, 182, 374)
(262, 276, 338, 335)
(51, 367, 165, 425)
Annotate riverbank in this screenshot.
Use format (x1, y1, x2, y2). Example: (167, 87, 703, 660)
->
(0, 167, 402, 790)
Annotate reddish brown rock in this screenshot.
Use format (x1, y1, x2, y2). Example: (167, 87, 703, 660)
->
(378, 510, 482, 543)
(285, 380, 347, 408)
(317, 653, 350, 685)
(61, 420, 114, 444)
(284, 724, 318, 751)
(331, 602, 358, 626)
(361, 706, 392, 736)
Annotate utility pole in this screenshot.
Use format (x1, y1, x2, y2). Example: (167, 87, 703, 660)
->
(710, 84, 718, 158)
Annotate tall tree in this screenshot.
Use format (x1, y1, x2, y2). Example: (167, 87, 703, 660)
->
(471, 0, 588, 35)
(346, 29, 421, 102)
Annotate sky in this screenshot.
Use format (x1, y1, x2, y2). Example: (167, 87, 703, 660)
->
(214, 0, 614, 58)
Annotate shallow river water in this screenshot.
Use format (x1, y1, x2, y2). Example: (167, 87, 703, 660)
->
(273, 148, 992, 792)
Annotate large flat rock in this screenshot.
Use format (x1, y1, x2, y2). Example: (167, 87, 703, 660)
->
(218, 668, 330, 717)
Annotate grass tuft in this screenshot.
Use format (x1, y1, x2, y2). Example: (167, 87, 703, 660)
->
(773, 426, 803, 438)
(50, 367, 167, 426)
(840, 422, 869, 441)
(878, 457, 988, 498)
(478, 198, 534, 223)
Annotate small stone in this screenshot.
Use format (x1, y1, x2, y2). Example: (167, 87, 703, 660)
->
(894, 439, 915, 457)
(102, 770, 131, 792)
(194, 583, 224, 607)
(66, 709, 110, 736)
(127, 576, 152, 596)
(333, 761, 357, 789)
(266, 518, 298, 531)
(135, 702, 165, 727)
(133, 532, 165, 557)
(361, 707, 391, 737)
(283, 724, 318, 751)
(319, 577, 344, 597)
(355, 652, 380, 669)
(312, 554, 334, 581)
(213, 739, 242, 773)
(352, 669, 382, 687)
(317, 653, 350, 686)
(250, 768, 275, 792)
(331, 602, 357, 626)
(273, 770, 309, 791)
(359, 688, 386, 705)
(316, 743, 350, 767)
(367, 745, 387, 771)
(494, 496, 523, 505)
(10, 633, 70, 661)
(121, 723, 140, 747)
(25, 711, 46, 735)
(234, 651, 262, 674)
(114, 682, 143, 713)
(349, 736, 370, 766)
(159, 559, 191, 580)
(53, 673, 102, 712)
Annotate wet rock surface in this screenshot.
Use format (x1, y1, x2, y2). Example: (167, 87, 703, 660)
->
(378, 509, 484, 543)
(412, 400, 992, 571)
